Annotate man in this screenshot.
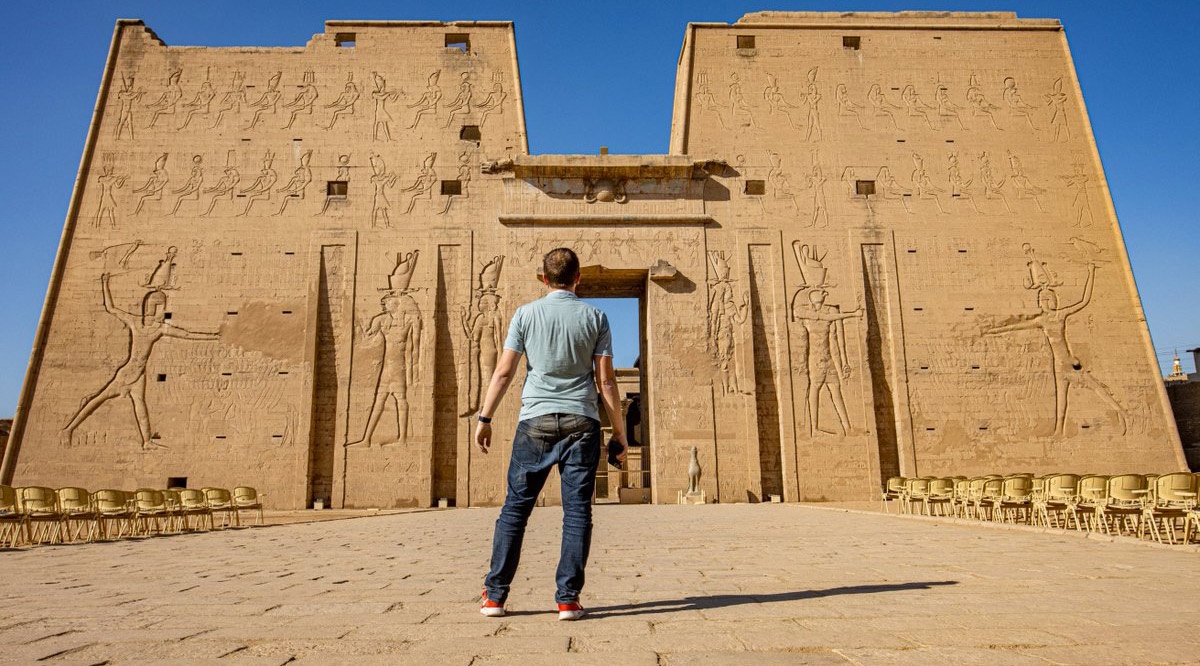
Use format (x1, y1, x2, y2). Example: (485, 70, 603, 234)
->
(475, 247, 628, 621)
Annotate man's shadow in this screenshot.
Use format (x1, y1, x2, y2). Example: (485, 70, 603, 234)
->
(584, 580, 959, 618)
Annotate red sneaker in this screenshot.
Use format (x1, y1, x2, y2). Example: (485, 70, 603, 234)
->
(480, 589, 505, 617)
(557, 601, 585, 621)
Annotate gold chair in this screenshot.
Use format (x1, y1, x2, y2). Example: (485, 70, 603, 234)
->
(902, 477, 930, 515)
(162, 489, 186, 533)
(952, 478, 972, 518)
(924, 478, 956, 517)
(0, 485, 28, 547)
(177, 488, 213, 531)
(55, 487, 98, 543)
(991, 475, 1034, 524)
(1097, 474, 1149, 537)
(203, 488, 239, 528)
(1143, 473, 1198, 544)
(133, 489, 174, 536)
(975, 477, 1004, 522)
(964, 477, 992, 520)
(882, 477, 906, 513)
(91, 489, 136, 540)
(233, 486, 265, 526)
(18, 486, 63, 544)
(1035, 474, 1079, 528)
(1068, 475, 1108, 531)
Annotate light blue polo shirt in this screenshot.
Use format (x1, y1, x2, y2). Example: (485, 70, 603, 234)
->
(504, 290, 613, 421)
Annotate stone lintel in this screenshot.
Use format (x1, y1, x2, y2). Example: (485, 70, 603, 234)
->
(511, 155, 700, 181)
(499, 213, 713, 226)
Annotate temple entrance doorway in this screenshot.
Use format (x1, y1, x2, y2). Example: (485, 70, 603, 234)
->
(578, 266, 651, 504)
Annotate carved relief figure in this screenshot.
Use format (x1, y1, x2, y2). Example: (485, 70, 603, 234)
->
(273, 150, 312, 216)
(319, 154, 351, 216)
(877, 165, 912, 213)
(461, 255, 504, 415)
(767, 152, 798, 210)
(835, 83, 867, 129)
(804, 165, 830, 227)
(177, 72, 216, 129)
(283, 71, 319, 129)
(728, 72, 757, 128)
(911, 152, 947, 213)
(407, 70, 442, 129)
(237, 151, 277, 217)
(63, 273, 218, 450)
(1060, 163, 1094, 227)
(901, 84, 935, 129)
(476, 72, 507, 128)
(984, 246, 1126, 436)
(1002, 76, 1038, 131)
(707, 251, 749, 395)
(694, 70, 728, 129)
(935, 85, 966, 130)
(322, 74, 360, 130)
(441, 151, 471, 214)
(168, 155, 204, 216)
(1044, 77, 1071, 142)
(245, 72, 282, 130)
(371, 72, 400, 140)
(200, 153, 240, 217)
(801, 68, 822, 141)
(763, 73, 801, 129)
(132, 153, 169, 215)
(790, 242, 861, 437)
(443, 72, 474, 128)
(978, 151, 1011, 212)
(142, 245, 178, 290)
(209, 71, 247, 129)
(144, 70, 183, 129)
(400, 152, 438, 215)
(94, 161, 127, 229)
(113, 74, 145, 140)
(965, 73, 1002, 129)
(1006, 150, 1046, 212)
(348, 251, 423, 447)
(369, 153, 398, 228)
(867, 84, 900, 129)
(947, 152, 981, 213)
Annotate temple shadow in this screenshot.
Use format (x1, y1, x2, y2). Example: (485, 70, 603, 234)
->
(585, 580, 960, 618)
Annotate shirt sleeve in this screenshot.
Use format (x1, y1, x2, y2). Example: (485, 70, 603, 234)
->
(503, 307, 525, 355)
(593, 312, 614, 358)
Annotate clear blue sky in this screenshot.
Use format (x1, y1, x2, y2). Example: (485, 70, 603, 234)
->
(1, 1, 1197, 414)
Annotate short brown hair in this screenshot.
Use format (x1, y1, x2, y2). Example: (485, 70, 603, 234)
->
(543, 247, 580, 288)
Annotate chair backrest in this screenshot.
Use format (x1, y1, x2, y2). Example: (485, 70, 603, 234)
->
(92, 489, 128, 513)
(981, 478, 1004, 499)
(203, 488, 233, 507)
(18, 486, 58, 513)
(162, 489, 183, 509)
(0, 485, 18, 513)
(178, 488, 208, 508)
(1077, 475, 1109, 502)
(1153, 472, 1198, 505)
(885, 477, 906, 494)
(233, 486, 260, 503)
(904, 477, 930, 498)
(1044, 474, 1080, 500)
(134, 488, 167, 511)
(954, 478, 971, 498)
(56, 487, 92, 512)
(1001, 475, 1033, 499)
(1106, 474, 1149, 503)
(928, 478, 955, 497)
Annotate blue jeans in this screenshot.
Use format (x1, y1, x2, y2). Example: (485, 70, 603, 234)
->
(485, 413, 601, 604)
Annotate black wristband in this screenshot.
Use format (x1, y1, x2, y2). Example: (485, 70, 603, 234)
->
(477, 415, 492, 424)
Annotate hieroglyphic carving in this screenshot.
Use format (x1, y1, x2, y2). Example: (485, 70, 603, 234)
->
(168, 155, 204, 216)
(94, 155, 126, 228)
(283, 70, 319, 129)
(145, 70, 183, 129)
(966, 73, 1002, 129)
(1043, 77, 1071, 142)
(789, 242, 861, 437)
(835, 83, 867, 129)
(371, 72, 400, 140)
(1006, 151, 1046, 212)
(369, 153, 398, 227)
(319, 154, 351, 216)
(273, 150, 312, 216)
(707, 251, 748, 395)
(867, 84, 900, 129)
(984, 245, 1125, 436)
(947, 153, 981, 213)
(978, 151, 1010, 212)
(238, 151, 277, 217)
(477, 72, 507, 128)
(801, 68, 822, 141)
(934, 84, 965, 130)
(694, 70, 728, 129)
(767, 152, 798, 210)
(322, 73, 359, 130)
(209, 71, 246, 129)
(876, 165, 912, 213)
(1002, 76, 1038, 131)
(443, 72, 473, 128)
(88, 240, 142, 272)
(407, 70, 442, 129)
(803, 165, 830, 227)
(348, 251, 424, 447)
(178, 69, 215, 129)
(200, 151, 240, 217)
(440, 151, 471, 214)
(901, 84, 935, 130)
(245, 72, 282, 130)
(400, 153, 437, 215)
(461, 255, 504, 416)
(728, 72, 757, 128)
(142, 245, 178, 290)
(132, 153, 169, 215)
(113, 74, 145, 140)
(583, 178, 628, 204)
(1060, 163, 1094, 227)
(763, 73, 802, 129)
(910, 153, 947, 213)
(63, 270, 219, 450)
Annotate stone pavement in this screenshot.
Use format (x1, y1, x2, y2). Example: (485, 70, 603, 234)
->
(2, 504, 1199, 666)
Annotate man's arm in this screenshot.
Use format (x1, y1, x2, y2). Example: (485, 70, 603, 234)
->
(595, 354, 628, 462)
(474, 349, 522, 454)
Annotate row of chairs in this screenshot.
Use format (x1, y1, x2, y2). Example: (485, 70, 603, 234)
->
(0, 485, 265, 547)
(882, 472, 1200, 545)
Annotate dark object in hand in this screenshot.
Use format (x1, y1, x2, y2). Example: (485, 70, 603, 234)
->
(607, 438, 625, 469)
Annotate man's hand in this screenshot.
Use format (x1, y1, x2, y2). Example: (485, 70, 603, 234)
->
(475, 421, 492, 454)
(610, 432, 629, 463)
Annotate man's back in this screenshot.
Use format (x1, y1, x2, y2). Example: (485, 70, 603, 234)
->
(504, 290, 612, 422)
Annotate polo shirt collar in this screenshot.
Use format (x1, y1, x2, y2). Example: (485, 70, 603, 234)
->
(547, 290, 578, 300)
